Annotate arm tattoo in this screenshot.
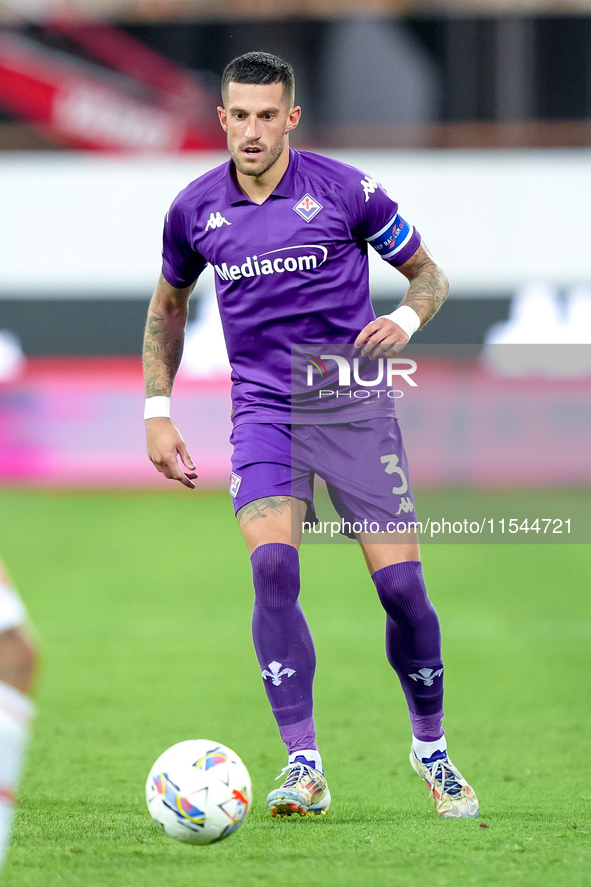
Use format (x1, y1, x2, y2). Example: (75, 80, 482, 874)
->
(401, 255, 449, 327)
(237, 496, 293, 530)
(143, 310, 186, 398)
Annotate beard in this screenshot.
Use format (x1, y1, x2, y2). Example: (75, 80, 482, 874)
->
(230, 132, 286, 178)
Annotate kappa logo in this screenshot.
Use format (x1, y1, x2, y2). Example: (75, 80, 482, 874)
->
(361, 175, 380, 202)
(205, 211, 231, 231)
(409, 667, 443, 687)
(396, 496, 415, 515)
(262, 660, 295, 686)
(229, 472, 242, 498)
(293, 193, 323, 222)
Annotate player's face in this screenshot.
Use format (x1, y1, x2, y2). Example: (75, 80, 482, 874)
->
(218, 82, 300, 179)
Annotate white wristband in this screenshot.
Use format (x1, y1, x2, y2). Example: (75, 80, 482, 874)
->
(144, 396, 171, 420)
(381, 305, 421, 340)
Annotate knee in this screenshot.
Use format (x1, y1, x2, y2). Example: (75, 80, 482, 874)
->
(0, 627, 39, 695)
(372, 561, 432, 623)
(250, 542, 300, 607)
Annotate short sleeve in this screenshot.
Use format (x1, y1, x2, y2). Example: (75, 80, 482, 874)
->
(161, 196, 207, 288)
(352, 173, 421, 267)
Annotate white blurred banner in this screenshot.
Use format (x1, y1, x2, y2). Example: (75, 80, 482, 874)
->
(1, 149, 590, 298)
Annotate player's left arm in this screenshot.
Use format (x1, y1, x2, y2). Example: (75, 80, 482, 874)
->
(355, 242, 448, 359)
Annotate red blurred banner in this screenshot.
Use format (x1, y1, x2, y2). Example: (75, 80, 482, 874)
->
(0, 29, 221, 151)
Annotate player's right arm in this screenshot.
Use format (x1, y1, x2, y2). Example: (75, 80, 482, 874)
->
(143, 273, 198, 489)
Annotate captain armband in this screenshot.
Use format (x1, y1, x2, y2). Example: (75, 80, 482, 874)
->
(366, 213, 415, 263)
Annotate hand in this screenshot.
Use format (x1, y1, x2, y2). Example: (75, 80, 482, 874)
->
(354, 317, 409, 360)
(145, 418, 198, 489)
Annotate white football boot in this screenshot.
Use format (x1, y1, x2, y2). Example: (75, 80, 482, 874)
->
(267, 754, 331, 818)
(410, 747, 479, 818)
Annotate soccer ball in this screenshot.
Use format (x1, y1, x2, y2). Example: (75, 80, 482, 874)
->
(146, 739, 252, 845)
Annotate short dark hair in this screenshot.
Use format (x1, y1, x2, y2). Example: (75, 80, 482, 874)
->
(221, 51, 295, 108)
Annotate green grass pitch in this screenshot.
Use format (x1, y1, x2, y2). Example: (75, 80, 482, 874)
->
(0, 489, 589, 887)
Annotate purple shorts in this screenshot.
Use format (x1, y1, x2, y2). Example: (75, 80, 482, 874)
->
(229, 418, 417, 538)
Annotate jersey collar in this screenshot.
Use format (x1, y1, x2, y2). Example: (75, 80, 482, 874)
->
(226, 148, 299, 205)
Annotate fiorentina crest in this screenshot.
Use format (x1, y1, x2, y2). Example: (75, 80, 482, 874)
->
(229, 473, 242, 498)
(293, 193, 323, 222)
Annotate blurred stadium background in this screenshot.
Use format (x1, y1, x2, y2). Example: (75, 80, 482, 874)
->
(1, 11, 589, 883)
(0, 0, 589, 490)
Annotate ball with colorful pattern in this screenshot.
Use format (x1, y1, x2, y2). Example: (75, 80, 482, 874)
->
(146, 739, 252, 844)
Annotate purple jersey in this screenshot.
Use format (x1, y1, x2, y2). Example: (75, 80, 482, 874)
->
(162, 149, 421, 425)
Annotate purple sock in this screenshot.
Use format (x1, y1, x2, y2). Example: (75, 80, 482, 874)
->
(372, 561, 444, 738)
(250, 543, 318, 752)
(279, 717, 317, 755)
(410, 711, 445, 743)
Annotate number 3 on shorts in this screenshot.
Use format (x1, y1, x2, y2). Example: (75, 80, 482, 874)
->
(380, 453, 408, 495)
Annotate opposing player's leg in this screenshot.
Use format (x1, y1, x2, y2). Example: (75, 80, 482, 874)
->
(0, 562, 37, 869)
(230, 424, 329, 818)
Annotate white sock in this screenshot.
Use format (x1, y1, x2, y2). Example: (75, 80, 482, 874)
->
(412, 735, 447, 762)
(288, 749, 323, 772)
(0, 681, 34, 869)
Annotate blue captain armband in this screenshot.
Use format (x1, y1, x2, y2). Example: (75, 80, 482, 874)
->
(366, 214, 414, 263)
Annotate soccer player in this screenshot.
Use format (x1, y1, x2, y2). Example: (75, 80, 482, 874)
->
(143, 51, 478, 820)
(0, 558, 36, 867)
